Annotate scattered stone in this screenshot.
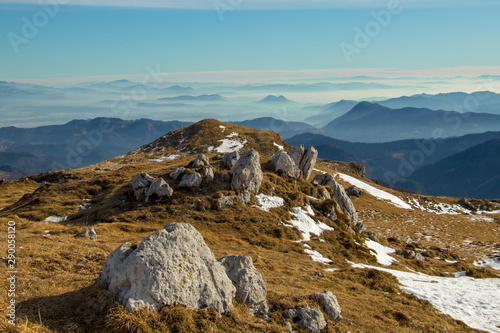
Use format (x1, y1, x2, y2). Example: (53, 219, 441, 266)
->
(145, 178, 173, 202)
(179, 173, 202, 188)
(231, 149, 263, 195)
(191, 154, 210, 168)
(282, 307, 327, 333)
(287, 145, 304, 166)
(312, 200, 338, 222)
(299, 147, 318, 181)
(271, 150, 301, 179)
(346, 185, 362, 197)
(169, 167, 185, 180)
(311, 291, 342, 324)
(132, 172, 154, 200)
(313, 173, 358, 225)
(404, 249, 426, 262)
(222, 152, 240, 169)
(284, 321, 293, 332)
(38, 181, 47, 189)
(77, 227, 97, 241)
(215, 153, 224, 160)
(98, 223, 236, 313)
(219, 195, 235, 208)
(218, 255, 268, 316)
(201, 167, 215, 182)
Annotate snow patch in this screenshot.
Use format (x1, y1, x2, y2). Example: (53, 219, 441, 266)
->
(474, 256, 500, 271)
(219, 125, 226, 132)
(149, 154, 180, 162)
(256, 194, 285, 211)
(336, 172, 412, 209)
(283, 207, 334, 242)
(44, 215, 67, 223)
(215, 138, 248, 153)
(227, 132, 239, 138)
(349, 262, 500, 333)
(79, 202, 91, 210)
(305, 248, 333, 264)
(273, 142, 284, 150)
(365, 239, 398, 266)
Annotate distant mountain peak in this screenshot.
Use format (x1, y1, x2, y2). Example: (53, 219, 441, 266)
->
(258, 95, 294, 104)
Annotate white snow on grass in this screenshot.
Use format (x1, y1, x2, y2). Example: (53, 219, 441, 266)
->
(474, 256, 500, 271)
(365, 239, 398, 266)
(283, 207, 334, 242)
(226, 132, 239, 138)
(215, 138, 248, 153)
(219, 125, 226, 132)
(79, 202, 91, 210)
(273, 142, 284, 150)
(336, 172, 412, 209)
(44, 215, 67, 223)
(256, 194, 285, 211)
(305, 248, 333, 264)
(149, 154, 180, 162)
(349, 262, 500, 333)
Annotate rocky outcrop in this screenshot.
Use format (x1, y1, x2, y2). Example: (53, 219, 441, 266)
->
(231, 149, 263, 195)
(283, 307, 327, 333)
(146, 178, 174, 202)
(179, 172, 202, 188)
(299, 147, 318, 180)
(76, 227, 97, 241)
(271, 150, 300, 179)
(312, 173, 358, 225)
(191, 154, 210, 168)
(201, 167, 215, 182)
(221, 152, 239, 169)
(132, 172, 154, 200)
(98, 223, 236, 313)
(287, 145, 304, 166)
(311, 291, 342, 324)
(218, 255, 268, 316)
(169, 167, 185, 180)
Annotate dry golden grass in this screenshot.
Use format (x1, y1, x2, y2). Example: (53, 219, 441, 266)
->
(0, 120, 495, 332)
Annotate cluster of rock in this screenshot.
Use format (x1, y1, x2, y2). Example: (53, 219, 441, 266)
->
(271, 145, 318, 180)
(76, 227, 97, 241)
(132, 172, 173, 202)
(98, 223, 268, 316)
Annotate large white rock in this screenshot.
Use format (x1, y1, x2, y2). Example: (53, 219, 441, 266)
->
(231, 149, 263, 195)
(271, 150, 301, 179)
(179, 172, 202, 188)
(145, 178, 173, 202)
(132, 172, 154, 200)
(299, 147, 318, 180)
(218, 255, 268, 316)
(98, 223, 236, 313)
(191, 154, 210, 168)
(311, 291, 342, 324)
(287, 145, 304, 166)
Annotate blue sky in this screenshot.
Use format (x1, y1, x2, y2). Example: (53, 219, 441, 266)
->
(1, 0, 500, 82)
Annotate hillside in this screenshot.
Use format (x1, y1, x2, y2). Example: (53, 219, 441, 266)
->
(403, 138, 500, 199)
(322, 102, 500, 143)
(0, 119, 499, 333)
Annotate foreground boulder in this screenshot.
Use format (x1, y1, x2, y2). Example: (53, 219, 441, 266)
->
(169, 166, 185, 180)
(271, 150, 300, 179)
(283, 307, 327, 333)
(145, 178, 174, 202)
(98, 223, 236, 313)
(231, 149, 263, 194)
(132, 172, 154, 200)
(312, 173, 358, 225)
(218, 255, 268, 316)
(311, 291, 342, 324)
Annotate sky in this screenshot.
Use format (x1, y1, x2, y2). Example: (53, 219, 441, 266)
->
(1, 0, 500, 84)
